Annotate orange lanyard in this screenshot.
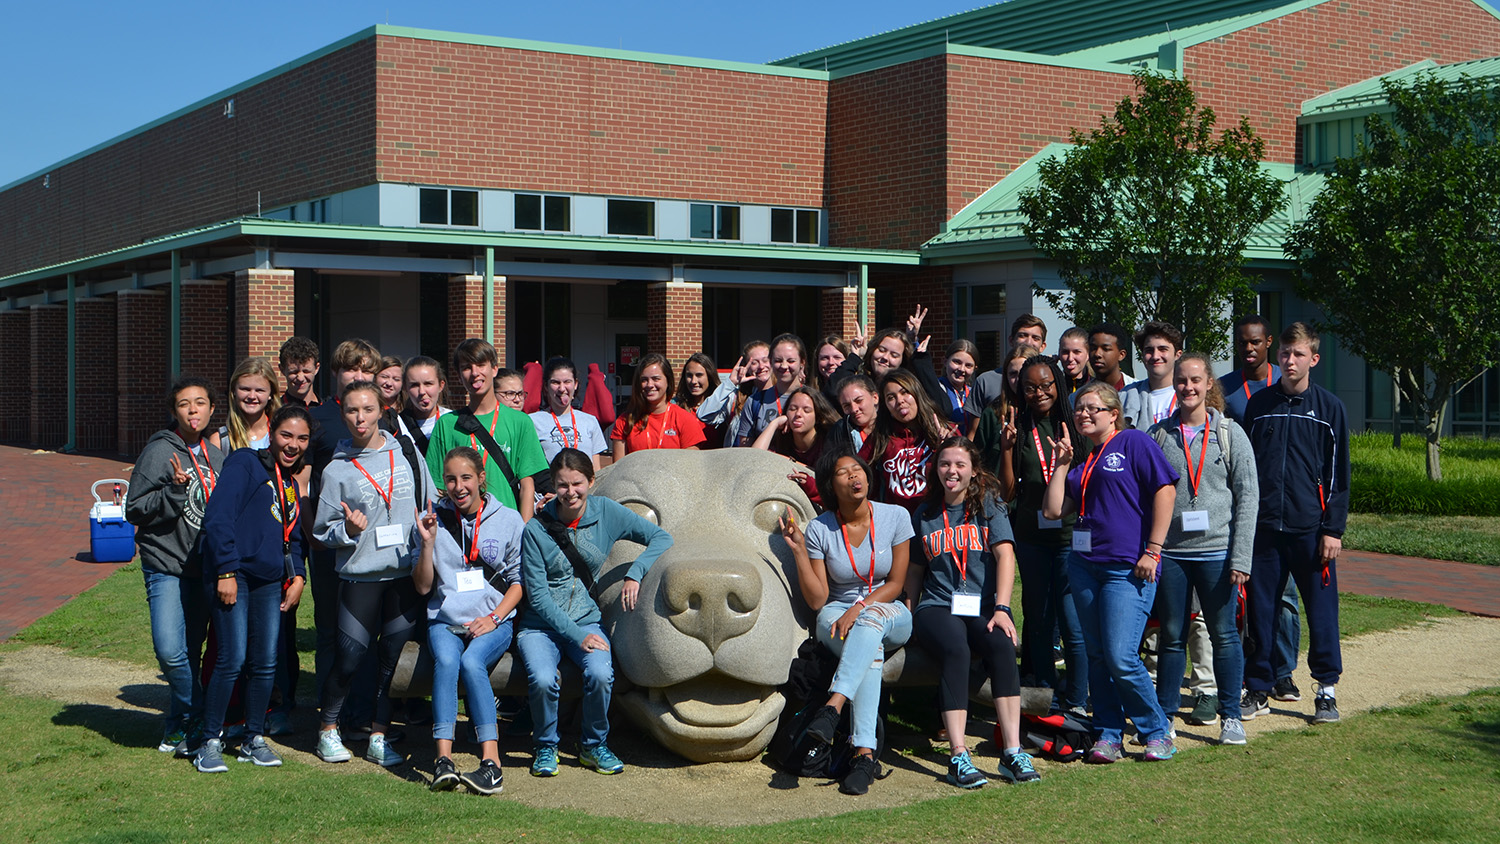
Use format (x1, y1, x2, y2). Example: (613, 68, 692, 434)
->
(839, 504, 877, 593)
(1077, 430, 1118, 519)
(942, 509, 969, 584)
(1153, 394, 1177, 424)
(351, 450, 395, 513)
(1180, 423, 1208, 500)
(1030, 427, 1057, 483)
(645, 408, 669, 450)
(469, 409, 501, 460)
(1243, 380, 1253, 401)
(272, 462, 298, 551)
(464, 505, 484, 566)
(550, 408, 578, 450)
(186, 444, 216, 499)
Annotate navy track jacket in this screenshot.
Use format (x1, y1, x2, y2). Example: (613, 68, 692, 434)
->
(1242, 381, 1350, 538)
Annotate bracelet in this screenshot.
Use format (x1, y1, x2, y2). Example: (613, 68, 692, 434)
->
(1146, 540, 1164, 549)
(488, 612, 501, 626)
(996, 604, 1013, 617)
(218, 572, 237, 580)
(1144, 547, 1162, 562)
(854, 598, 867, 609)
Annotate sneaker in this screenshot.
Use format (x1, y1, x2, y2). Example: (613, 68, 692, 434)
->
(1143, 736, 1176, 761)
(531, 745, 560, 777)
(431, 756, 460, 791)
(194, 738, 228, 773)
(1219, 718, 1247, 746)
(1240, 689, 1271, 721)
(173, 727, 204, 759)
(1272, 676, 1302, 702)
(1313, 696, 1341, 724)
(236, 735, 283, 767)
(264, 709, 294, 737)
(1001, 750, 1041, 783)
(158, 725, 186, 753)
(1087, 740, 1123, 764)
(945, 751, 987, 789)
(839, 753, 880, 795)
(460, 759, 505, 795)
(315, 728, 353, 763)
(803, 704, 840, 746)
(579, 743, 625, 775)
(365, 733, 406, 767)
(1186, 693, 1220, 726)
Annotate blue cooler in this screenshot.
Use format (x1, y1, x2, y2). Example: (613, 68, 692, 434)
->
(90, 478, 136, 563)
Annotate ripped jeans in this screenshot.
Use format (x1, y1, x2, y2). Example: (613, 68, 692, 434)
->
(814, 599, 912, 750)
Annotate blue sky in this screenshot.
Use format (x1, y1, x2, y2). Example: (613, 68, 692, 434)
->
(2, 0, 1497, 187)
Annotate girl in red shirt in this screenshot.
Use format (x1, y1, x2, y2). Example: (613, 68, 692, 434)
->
(611, 354, 707, 458)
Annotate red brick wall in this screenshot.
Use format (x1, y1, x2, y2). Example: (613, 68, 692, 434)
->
(116, 290, 168, 457)
(374, 35, 826, 206)
(0, 40, 378, 277)
(233, 270, 294, 364)
(445, 274, 508, 406)
(825, 56, 949, 250)
(0, 310, 31, 443)
(30, 306, 66, 448)
(819, 287, 877, 343)
(74, 298, 117, 452)
(878, 267, 956, 374)
(1182, 0, 1500, 162)
(646, 282, 703, 368)
(182, 280, 230, 431)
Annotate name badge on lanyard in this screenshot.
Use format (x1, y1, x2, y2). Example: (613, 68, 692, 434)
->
(950, 593, 981, 617)
(1181, 510, 1210, 532)
(455, 568, 485, 593)
(1072, 530, 1092, 553)
(374, 523, 406, 549)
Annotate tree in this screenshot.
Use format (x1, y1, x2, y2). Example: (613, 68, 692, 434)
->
(1286, 72, 1500, 482)
(1020, 70, 1285, 359)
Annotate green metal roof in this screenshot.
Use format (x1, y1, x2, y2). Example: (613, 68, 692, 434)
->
(921, 144, 1318, 263)
(771, 0, 1309, 71)
(1300, 56, 1500, 120)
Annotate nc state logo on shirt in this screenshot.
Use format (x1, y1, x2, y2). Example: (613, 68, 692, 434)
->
(1102, 452, 1127, 473)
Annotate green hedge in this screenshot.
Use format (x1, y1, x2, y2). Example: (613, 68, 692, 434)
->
(1350, 433, 1500, 515)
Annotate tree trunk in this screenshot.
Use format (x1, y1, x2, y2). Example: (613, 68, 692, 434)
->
(1423, 391, 1449, 483)
(1391, 369, 1402, 448)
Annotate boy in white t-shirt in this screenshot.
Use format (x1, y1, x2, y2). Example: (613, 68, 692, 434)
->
(1120, 320, 1183, 430)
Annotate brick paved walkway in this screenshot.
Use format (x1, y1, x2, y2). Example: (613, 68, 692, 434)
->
(1, 443, 1497, 639)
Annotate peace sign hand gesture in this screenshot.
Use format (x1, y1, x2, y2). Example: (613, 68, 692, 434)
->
(850, 326, 869, 357)
(999, 406, 1019, 451)
(905, 304, 928, 344)
(168, 454, 191, 486)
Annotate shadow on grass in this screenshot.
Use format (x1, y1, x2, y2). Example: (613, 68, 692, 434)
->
(52, 701, 160, 750)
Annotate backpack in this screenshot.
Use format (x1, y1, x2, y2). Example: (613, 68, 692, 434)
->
(1019, 710, 1093, 763)
(1148, 411, 1235, 475)
(767, 638, 888, 779)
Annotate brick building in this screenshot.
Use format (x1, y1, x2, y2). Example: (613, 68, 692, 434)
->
(3, 0, 1499, 454)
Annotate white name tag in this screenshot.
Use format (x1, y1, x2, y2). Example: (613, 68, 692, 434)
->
(1181, 510, 1211, 532)
(1038, 512, 1062, 530)
(374, 523, 406, 549)
(455, 569, 485, 593)
(951, 593, 982, 617)
(1072, 530, 1092, 553)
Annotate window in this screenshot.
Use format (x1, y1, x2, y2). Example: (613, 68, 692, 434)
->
(690, 204, 741, 240)
(771, 208, 820, 244)
(418, 188, 479, 226)
(607, 199, 655, 236)
(515, 194, 571, 232)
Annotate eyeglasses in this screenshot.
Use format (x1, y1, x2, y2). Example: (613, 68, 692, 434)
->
(1023, 380, 1056, 395)
(1074, 404, 1110, 416)
(497, 390, 526, 400)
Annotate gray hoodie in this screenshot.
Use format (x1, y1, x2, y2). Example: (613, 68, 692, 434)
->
(314, 432, 429, 581)
(1147, 410, 1259, 574)
(126, 429, 225, 577)
(426, 493, 524, 626)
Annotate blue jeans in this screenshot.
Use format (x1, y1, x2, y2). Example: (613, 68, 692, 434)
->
(1153, 552, 1244, 722)
(516, 623, 614, 749)
(814, 600, 912, 751)
(429, 619, 513, 743)
(1274, 578, 1301, 681)
(203, 573, 282, 738)
(1015, 539, 1089, 711)
(143, 567, 208, 727)
(1066, 553, 1169, 745)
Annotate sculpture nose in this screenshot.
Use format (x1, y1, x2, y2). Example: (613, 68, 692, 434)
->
(662, 557, 762, 651)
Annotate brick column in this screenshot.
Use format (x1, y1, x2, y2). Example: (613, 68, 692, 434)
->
(646, 281, 703, 371)
(30, 305, 67, 449)
(182, 280, 230, 431)
(446, 274, 508, 406)
(233, 269, 294, 363)
(74, 298, 117, 452)
(0, 310, 31, 444)
(116, 290, 168, 457)
(819, 286, 876, 342)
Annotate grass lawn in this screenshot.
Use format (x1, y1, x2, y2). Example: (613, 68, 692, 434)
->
(1344, 513, 1500, 567)
(1349, 432, 1500, 516)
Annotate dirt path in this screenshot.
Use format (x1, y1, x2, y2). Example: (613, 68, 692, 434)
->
(5, 615, 1500, 827)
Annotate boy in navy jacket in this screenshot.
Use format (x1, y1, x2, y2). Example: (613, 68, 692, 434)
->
(1239, 322, 1349, 725)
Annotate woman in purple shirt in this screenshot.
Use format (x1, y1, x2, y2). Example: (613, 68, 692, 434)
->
(1042, 382, 1179, 763)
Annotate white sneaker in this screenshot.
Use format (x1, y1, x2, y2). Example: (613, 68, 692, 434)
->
(316, 728, 352, 763)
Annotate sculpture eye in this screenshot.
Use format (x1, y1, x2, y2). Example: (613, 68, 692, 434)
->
(622, 501, 659, 525)
(751, 499, 795, 534)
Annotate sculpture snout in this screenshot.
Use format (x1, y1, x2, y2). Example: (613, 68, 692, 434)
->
(661, 556, 762, 651)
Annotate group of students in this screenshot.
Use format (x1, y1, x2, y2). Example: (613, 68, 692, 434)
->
(126, 304, 1348, 798)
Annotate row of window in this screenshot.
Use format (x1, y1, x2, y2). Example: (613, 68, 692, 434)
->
(416, 187, 820, 245)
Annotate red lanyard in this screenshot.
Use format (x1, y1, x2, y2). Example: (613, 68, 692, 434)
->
(1181, 423, 1208, 500)
(464, 504, 484, 565)
(272, 462, 298, 550)
(942, 509, 969, 584)
(469, 409, 501, 460)
(551, 408, 578, 450)
(1153, 394, 1177, 423)
(839, 504, 877, 593)
(1243, 380, 1253, 401)
(1030, 427, 1058, 483)
(1077, 430, 1118, 519)
(351, 450, 395, 513)
(645, 409, 668, 450)
(186, 444, 216, 499)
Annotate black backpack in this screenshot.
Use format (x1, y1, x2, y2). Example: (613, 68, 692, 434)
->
(1019, 710, 1093, 763)
(767, 638, 887, 779)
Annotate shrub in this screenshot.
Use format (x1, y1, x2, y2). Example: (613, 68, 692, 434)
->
(1350, 433, 1500, 515)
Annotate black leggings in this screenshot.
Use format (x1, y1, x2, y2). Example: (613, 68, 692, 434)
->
(912, 605, 1021, 712)
(319, 577, 421, 729)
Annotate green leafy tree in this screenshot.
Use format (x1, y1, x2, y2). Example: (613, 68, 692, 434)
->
(1287, 72, 1500, 482)
(1020, 69, 1285, 358)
